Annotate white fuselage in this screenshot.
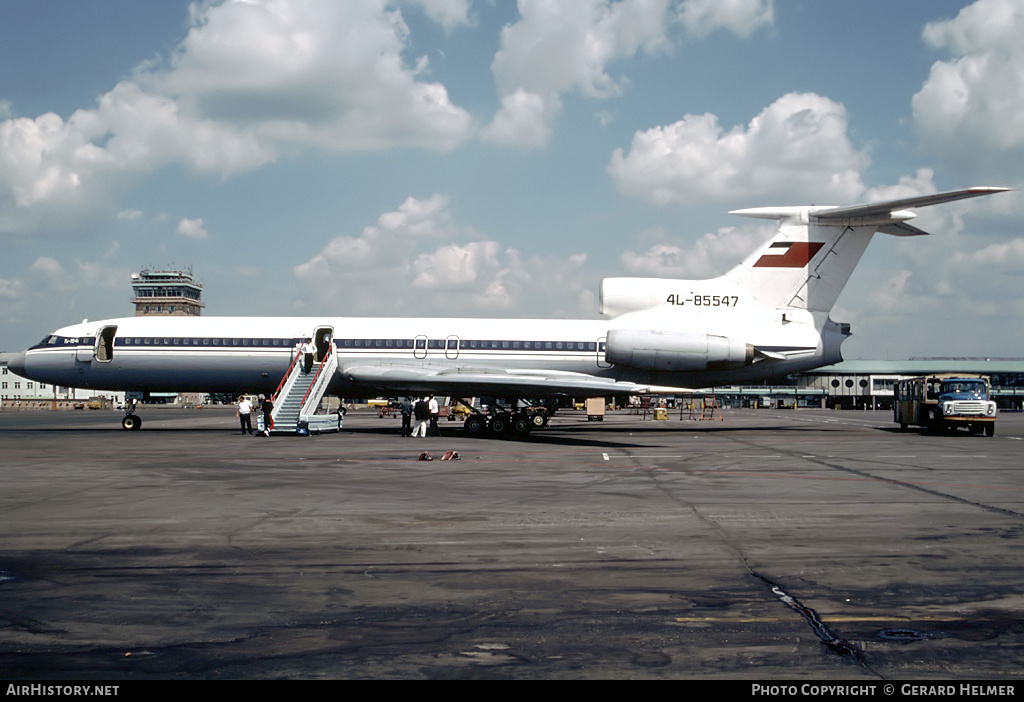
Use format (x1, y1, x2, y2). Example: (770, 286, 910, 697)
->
(13, 307, 838, 398)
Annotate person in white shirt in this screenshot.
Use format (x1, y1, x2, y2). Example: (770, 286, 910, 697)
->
(302, 339, 315, 373)
(428, 396, 440, 436)
(236, 396, 253, 434)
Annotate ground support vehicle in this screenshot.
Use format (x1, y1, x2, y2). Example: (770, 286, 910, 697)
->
(894, 374, 997, 436)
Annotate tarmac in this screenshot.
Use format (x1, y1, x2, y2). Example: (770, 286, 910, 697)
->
(0, 405, 1022, 680)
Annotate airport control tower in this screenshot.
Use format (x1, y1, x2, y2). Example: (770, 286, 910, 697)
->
(131, 267, 204, 317)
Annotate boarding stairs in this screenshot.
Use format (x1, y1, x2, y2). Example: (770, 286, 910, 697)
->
(266, 346, 342, 435)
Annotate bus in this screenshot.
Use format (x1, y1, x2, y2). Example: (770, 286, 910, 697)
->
(894, 374, 997, 436)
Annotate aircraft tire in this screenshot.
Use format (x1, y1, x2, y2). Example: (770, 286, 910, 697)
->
(122, 415, 141, 431)
(512, 415, 532, 435)
(463, 416, 486, 436)
(489, 413, 513, 435)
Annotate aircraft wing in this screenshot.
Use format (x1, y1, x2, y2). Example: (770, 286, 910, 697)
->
(339, 363, 692, 398)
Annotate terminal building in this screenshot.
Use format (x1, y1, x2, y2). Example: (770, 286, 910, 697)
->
(698, 359, 1024, 412)
(800, 359, 1024, 411)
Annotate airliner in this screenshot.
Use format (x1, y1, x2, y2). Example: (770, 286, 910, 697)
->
(8, 187, 1010, 433)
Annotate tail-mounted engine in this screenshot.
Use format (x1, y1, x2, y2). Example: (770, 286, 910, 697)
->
(605, 329, 754, 372)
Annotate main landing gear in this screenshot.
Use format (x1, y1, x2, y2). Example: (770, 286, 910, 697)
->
(121, 399, 142, 430)
(460, 399, 554, 438)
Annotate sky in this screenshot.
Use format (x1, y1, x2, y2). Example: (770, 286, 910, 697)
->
(2, 0, 1023, 361)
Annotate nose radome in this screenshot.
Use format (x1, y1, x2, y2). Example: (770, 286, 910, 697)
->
(6, 351, 27, 376)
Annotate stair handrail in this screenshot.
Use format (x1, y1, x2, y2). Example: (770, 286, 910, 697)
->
(271, 345, 303, 405)
(298, 344, 334, 412)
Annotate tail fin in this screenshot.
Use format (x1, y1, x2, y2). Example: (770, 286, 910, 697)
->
(726, 187, 1011, 312)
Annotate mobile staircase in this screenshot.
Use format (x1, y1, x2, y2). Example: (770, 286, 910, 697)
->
(266, 345, 342, 435)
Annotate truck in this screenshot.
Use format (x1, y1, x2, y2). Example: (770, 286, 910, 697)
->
(585, 397, 606, 421)
(894, 374, 997, 436)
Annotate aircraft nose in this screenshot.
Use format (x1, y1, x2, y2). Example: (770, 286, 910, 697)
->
(6, 351, 27, 376)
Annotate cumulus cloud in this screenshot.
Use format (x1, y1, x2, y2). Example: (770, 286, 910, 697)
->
(404, 0, 474, 31)
(840, 224, 1024, 359)
(912, 0, 1024, 178)
(0, 251, 132, 333)
(0, 0, 472, 239)
(412, 240, 502, 290)
(608, 92, 869, 205)
(0, 275, 22, 302)
(7, 237, 128, 322)
(483, 0, 773, 148)
(29, 256, 64, 277)
(294, 194, 595, 318)
(954, 236, 1024, 270)
(619, 222, 776, 278)
(480, 89, 556, 148)
(677, 0, 773, 39)
(295, 194, 456, 281)
(860, 168, 938, 204)
(177, 217, 208, 240)
(484, 0, 676, 147)
(0, 111, 125, 237)
(155, 0, 471, 151)
(491, 0, 672, 100)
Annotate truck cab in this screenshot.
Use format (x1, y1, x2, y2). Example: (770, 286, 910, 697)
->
(931, 377, 997, 435)
(895, 374, 997, 436)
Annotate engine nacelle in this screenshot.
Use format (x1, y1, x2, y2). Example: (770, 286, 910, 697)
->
(605, 329, 754, 371)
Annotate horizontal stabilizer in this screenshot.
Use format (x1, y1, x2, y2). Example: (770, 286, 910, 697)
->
(731, 187, 1012, 231)
(811, 187, 1012, 221)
